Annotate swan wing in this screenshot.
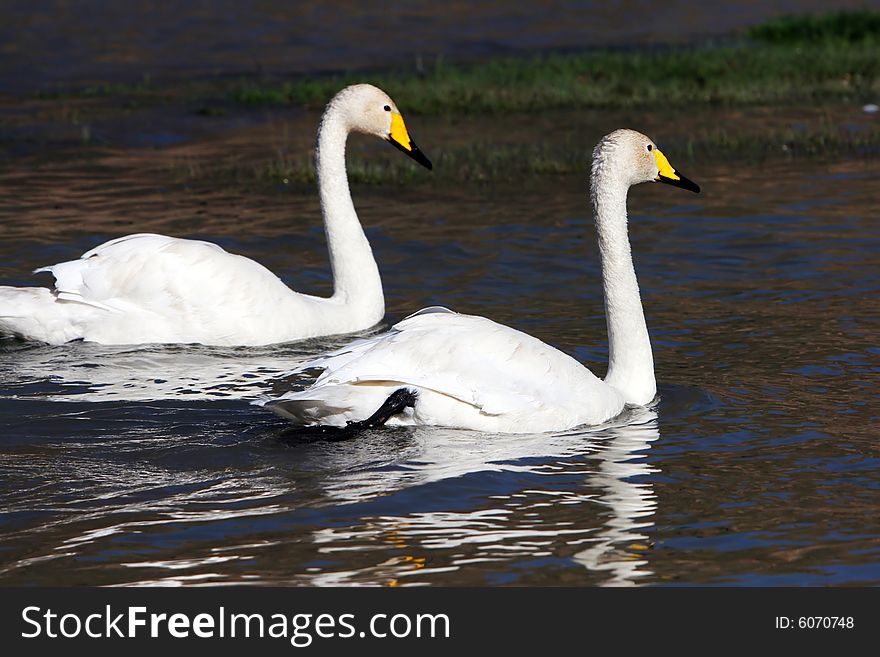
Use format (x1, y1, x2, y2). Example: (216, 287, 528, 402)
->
(32, 233, 306, 344)
(286, 308, 607, 417)
(37, 233, 287, 310)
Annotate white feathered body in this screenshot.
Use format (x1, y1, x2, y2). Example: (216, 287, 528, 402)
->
(264, 308, 625, 433)
(0, 234, 381, 346)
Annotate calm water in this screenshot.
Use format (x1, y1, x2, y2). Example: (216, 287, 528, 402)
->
(0, 142, 877, 586)
(5, 0, 879, 92)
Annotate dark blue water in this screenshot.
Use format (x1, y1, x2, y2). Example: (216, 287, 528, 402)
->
(1, 150, 877, 586)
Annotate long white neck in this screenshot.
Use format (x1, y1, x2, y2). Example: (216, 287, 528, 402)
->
(315, 103, 384, 320)
(592, 172, 656, 405)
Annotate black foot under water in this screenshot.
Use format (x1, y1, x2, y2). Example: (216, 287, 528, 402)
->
(290, 388, 418, 441)
(345, 388, 418, 431)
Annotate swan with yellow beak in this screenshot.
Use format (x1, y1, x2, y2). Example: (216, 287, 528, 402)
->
(263, 129, 702, 433)
(0, 84, 433, 345)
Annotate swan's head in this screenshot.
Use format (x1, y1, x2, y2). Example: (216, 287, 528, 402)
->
(330, 84, 432, 170)
(592, 129, 699, 193)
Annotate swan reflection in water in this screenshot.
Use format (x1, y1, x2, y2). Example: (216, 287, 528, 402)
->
(301, 405, 660, 587)
(570, 410, 659, 585)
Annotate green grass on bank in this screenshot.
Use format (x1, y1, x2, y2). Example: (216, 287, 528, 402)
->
(31, 12, 880, 115)
(748, 10, 880, 44)
(230, 41, 880, 115)
(229, 11, 880, 115)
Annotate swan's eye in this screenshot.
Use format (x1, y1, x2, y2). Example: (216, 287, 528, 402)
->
(383, 105, 391, 112)
(647, 144, 653, 151)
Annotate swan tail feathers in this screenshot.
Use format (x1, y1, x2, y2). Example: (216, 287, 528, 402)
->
(0, 286, 94, 344)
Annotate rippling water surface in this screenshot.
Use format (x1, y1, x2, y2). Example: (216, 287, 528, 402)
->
(0, 144, 878, 586)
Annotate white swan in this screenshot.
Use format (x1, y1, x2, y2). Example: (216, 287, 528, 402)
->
(0, 84, 432, 346)
(263, 129, 699, 433)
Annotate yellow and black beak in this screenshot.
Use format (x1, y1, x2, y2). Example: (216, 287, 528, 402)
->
(387, 113, 432, 170)
(654, 148, 700, 193)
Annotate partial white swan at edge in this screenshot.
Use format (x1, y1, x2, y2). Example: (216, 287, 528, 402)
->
(262, 129, 699, 433)
(0, 84, 432, 346)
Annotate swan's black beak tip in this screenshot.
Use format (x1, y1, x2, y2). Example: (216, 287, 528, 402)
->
(658, 172, 700, 194)
(410, 143, 433, 170)
(388, 136, 433, 170)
